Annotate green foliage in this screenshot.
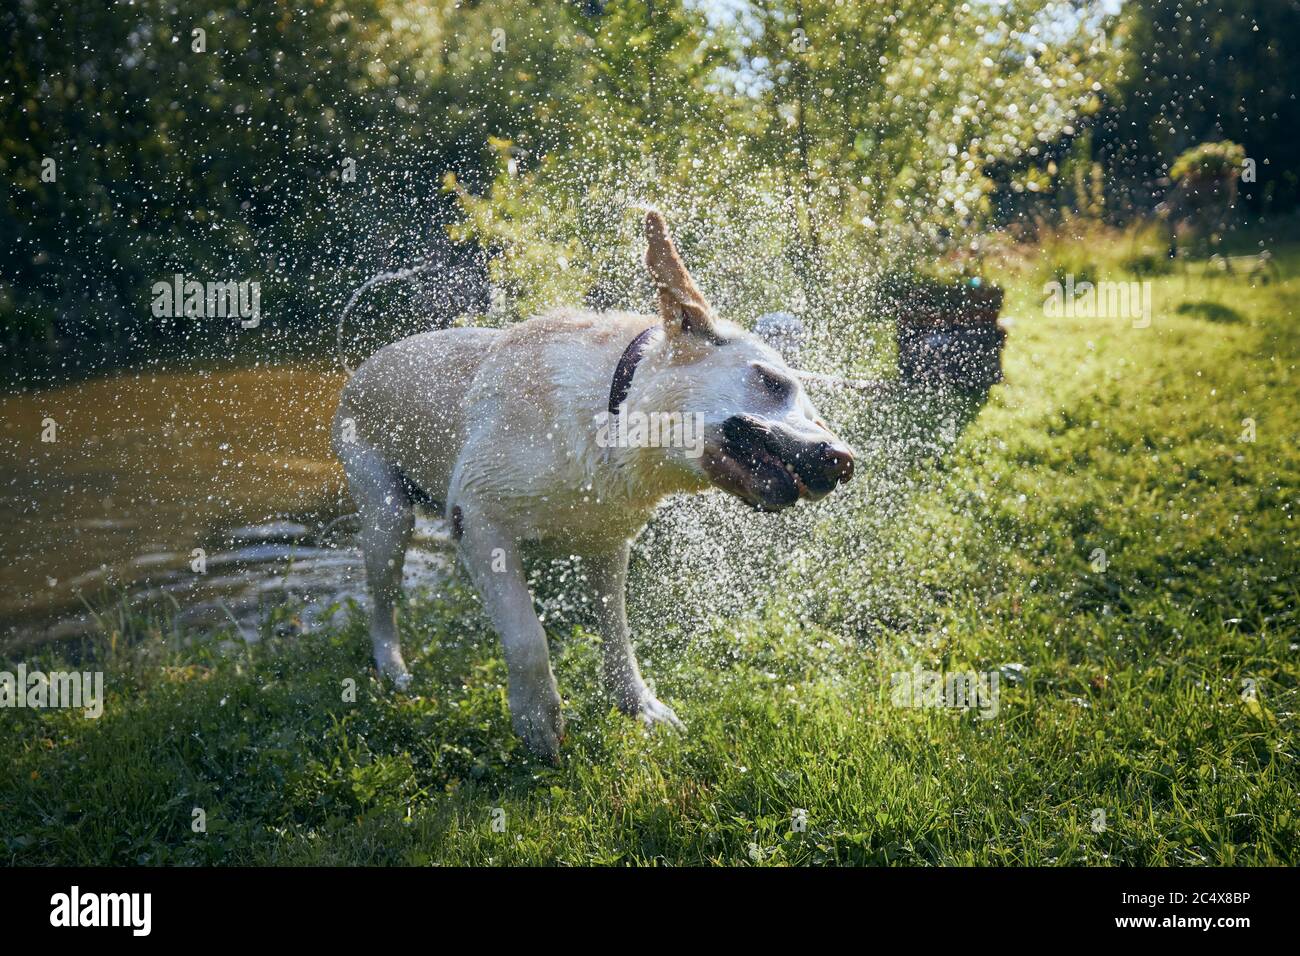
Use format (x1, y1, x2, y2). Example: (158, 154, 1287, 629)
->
(0, 0, 583, 349)
(745, 0, 1121, 248)
(450, 0, 1125, 333)
(1102, 0, 1300, 209)
(1170, 141, 1247, 184)
(3, 0, 1291, 360)
(447, 0, 763, 323)
(445, 148, 595, 323)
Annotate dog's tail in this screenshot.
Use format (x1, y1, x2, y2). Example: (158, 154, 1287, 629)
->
(336, 260, 438, 375)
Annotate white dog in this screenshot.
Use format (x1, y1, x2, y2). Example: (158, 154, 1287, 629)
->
(332, 212, 854, 760)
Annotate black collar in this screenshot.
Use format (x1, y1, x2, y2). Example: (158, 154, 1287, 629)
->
(607, 325, 660, 414)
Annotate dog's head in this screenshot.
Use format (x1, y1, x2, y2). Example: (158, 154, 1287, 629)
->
(636, 211, 854, 512)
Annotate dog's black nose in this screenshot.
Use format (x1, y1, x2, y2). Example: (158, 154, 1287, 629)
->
(818, 442, 855, 485)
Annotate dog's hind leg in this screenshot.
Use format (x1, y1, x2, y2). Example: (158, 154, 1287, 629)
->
(339, 440, 414, 688)
(585, 543, 684, 733)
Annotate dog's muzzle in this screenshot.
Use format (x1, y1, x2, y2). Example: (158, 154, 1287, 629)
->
(704, 414, 854, 511)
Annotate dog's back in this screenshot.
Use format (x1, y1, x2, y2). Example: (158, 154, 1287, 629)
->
(333, 326, 498, 505)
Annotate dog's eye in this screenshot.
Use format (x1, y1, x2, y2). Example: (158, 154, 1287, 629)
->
(752, 364, 793, 400)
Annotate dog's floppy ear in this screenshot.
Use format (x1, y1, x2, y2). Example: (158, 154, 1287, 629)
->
(644, 211, 719, 340)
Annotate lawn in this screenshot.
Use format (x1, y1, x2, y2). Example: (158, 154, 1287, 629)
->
(2, 230, 1297, 866)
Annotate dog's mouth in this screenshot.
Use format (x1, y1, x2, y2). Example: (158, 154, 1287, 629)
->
(703, 441, 804, 512)
(702, 415, 854, 512)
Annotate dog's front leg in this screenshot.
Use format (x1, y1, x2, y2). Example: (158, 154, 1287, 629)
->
(457, 508, 564, 762)
(586, 543, 684, 733)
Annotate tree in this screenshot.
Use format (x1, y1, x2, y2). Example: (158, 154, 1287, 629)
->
(0, 0, 584, 352)
(1097, 0, 1300, 211)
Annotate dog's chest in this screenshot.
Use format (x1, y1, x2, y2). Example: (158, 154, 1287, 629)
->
(498, 475, 660, 549)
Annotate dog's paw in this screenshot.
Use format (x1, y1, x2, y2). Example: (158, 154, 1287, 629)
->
(634, 695, 685, 734)
(374, 643, 412, 691)
(510, 684, 566, 764)
(377, 661, 412, 692)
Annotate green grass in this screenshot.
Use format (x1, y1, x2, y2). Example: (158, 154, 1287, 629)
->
(2, 231, 1297, 865)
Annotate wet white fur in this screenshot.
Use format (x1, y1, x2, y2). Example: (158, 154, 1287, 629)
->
(333, 247, 840, 760)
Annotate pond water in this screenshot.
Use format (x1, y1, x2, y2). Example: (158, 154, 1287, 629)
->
(0, 364, 451, 646)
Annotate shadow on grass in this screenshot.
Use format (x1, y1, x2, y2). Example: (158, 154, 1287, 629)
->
(1176, 300, 1243, 323)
